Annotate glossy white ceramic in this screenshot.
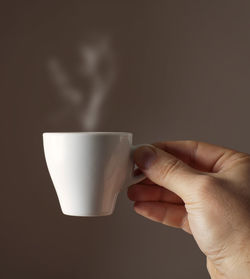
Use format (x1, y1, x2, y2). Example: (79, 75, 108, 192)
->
(43, 132, 146, 216)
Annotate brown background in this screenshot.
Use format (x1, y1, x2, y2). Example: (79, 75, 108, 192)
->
(1, 1, 250, 278)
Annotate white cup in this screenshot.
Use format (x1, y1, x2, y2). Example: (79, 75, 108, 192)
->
(43, 132, 147, 216)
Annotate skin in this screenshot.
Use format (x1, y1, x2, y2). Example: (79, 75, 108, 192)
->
(127, 141, 250, 279)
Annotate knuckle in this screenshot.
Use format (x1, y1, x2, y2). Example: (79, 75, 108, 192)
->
(195, 175, 218, 198)
(220, 151, 250, 171)
(158, 159, 183, 180)
(185, 140, 198, 147)
(233, 152, 250, 164)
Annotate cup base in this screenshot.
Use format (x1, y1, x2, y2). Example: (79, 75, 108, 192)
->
(62, 210, 113, 217)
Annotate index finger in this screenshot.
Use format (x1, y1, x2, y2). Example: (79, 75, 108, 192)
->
(152, 140, 239, 173)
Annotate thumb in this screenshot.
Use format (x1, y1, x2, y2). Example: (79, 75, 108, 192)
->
(134, 145, 203, 201)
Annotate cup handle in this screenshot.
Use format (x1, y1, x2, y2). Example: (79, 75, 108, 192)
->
(127, 144, 153, 186)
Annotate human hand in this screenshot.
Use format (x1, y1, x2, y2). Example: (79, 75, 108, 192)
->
(128, 141, 250, 279)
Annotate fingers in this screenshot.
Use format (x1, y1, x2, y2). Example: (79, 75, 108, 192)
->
(128, 184, 183, 204)
(133, 145, 202, 201)
(132, 173, 155, 185)
(152, 141, 239, 173)
(134, 201, 191, 233)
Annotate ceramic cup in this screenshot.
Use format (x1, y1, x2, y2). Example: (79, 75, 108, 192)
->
(43, 132, 148, 216)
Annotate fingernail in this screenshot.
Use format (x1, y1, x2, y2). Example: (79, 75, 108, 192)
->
(134, 146, 157, 170)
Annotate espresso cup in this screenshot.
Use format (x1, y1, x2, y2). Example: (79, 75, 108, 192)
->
(43, 132, 148, 216)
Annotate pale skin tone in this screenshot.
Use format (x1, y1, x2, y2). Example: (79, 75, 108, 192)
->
(127, 141, 250, 279)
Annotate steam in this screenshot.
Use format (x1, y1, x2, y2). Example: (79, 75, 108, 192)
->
(48, 36, 116, 130)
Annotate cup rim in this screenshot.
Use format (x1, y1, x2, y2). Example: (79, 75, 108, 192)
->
(43, 131, 133, 136)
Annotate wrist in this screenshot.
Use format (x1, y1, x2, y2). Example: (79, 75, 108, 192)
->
(224, 252, 250, 279)
(208, 243, 250, 279)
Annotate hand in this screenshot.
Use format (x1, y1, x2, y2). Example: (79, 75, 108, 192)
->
(128, 141, 250, 279)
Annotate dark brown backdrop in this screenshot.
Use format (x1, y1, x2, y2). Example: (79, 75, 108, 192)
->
(1, 1, 250, 278)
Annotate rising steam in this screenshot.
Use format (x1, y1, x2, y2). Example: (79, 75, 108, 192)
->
(48, 36, 116, 131)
